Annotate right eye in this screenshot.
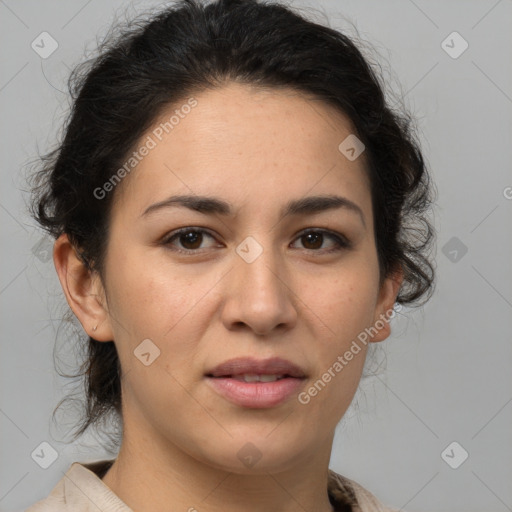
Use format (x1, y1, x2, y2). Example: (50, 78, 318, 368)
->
(161, 228, 222, 254)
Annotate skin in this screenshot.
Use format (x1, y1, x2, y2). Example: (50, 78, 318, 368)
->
(54, 82, 402, 512)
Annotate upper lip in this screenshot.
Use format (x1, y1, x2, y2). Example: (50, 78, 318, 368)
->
(206, 357, 307, 378)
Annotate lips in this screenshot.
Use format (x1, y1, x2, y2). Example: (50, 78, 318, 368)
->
(205, 357, 307, 409)
(206, 357, 307, 379)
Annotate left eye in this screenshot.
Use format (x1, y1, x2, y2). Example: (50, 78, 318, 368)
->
(291, 229, 350, 253)
(162, 228, 350, 254)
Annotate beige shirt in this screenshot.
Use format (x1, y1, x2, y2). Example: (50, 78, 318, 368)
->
(25, 459, 400, 512)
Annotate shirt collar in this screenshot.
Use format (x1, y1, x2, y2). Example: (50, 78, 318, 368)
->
(62, 459, 361, 511)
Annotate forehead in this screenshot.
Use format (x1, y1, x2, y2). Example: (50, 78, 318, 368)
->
(112, 82, 371, 219)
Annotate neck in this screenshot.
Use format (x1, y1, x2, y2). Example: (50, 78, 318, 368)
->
(101, 417, 335, 512)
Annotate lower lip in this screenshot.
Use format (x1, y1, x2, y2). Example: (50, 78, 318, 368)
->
(206, 376, 305, 408)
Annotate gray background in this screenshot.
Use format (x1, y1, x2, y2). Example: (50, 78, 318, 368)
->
(1, 1, 511, 511)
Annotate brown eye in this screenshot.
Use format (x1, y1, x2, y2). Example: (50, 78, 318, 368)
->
(163, 228, 219, 253)
(301, 232, 324, 250)
(179, 230, 203, 250)
(291, 229, 351, 253)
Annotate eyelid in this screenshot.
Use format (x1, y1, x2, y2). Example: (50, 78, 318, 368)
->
(292, 228, 352, 252)
(160, 227, 219, 251)
(161, 226, 352, 254)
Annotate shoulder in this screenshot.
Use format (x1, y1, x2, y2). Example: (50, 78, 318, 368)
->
(328, 469, 402, 512)
(24, 477, 67, 512)
(25, 459, 130, 512)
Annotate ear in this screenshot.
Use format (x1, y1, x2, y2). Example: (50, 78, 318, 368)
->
(53, 233, 114, 342)
(369, 265, 404, 343)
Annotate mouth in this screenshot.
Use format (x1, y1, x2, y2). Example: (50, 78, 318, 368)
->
(205, 357, 307, 409)
(218, 374, 291, 382)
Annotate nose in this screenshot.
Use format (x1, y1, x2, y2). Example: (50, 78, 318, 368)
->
(220, 244, 298, 336)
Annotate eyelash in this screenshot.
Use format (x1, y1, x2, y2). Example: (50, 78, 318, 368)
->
(161, 227, 351, 255)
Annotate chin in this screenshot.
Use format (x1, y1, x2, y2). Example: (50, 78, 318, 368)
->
(192, 429, 311, 475)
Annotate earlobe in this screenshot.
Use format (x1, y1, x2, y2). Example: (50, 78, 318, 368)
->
(53, 233, 113, 342)
(369, 266, 404, 343)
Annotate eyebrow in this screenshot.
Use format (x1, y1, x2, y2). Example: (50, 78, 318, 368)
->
(141, 194, 366, 228)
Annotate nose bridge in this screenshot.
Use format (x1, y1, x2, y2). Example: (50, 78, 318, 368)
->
(222, 235, 297, 334)
(240, 240, 282, 296)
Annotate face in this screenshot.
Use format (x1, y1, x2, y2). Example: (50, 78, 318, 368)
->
(73, 82, 401, 474)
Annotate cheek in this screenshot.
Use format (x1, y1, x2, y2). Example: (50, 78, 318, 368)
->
(104, 253, 205, 413)
(105, 248, 192, 333)
(304, 267, 378, 339)
(104, 247, 222, 377)
(297, 267, 377, 399)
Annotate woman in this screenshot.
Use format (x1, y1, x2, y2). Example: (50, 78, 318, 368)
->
(27, 0, 435, 510)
